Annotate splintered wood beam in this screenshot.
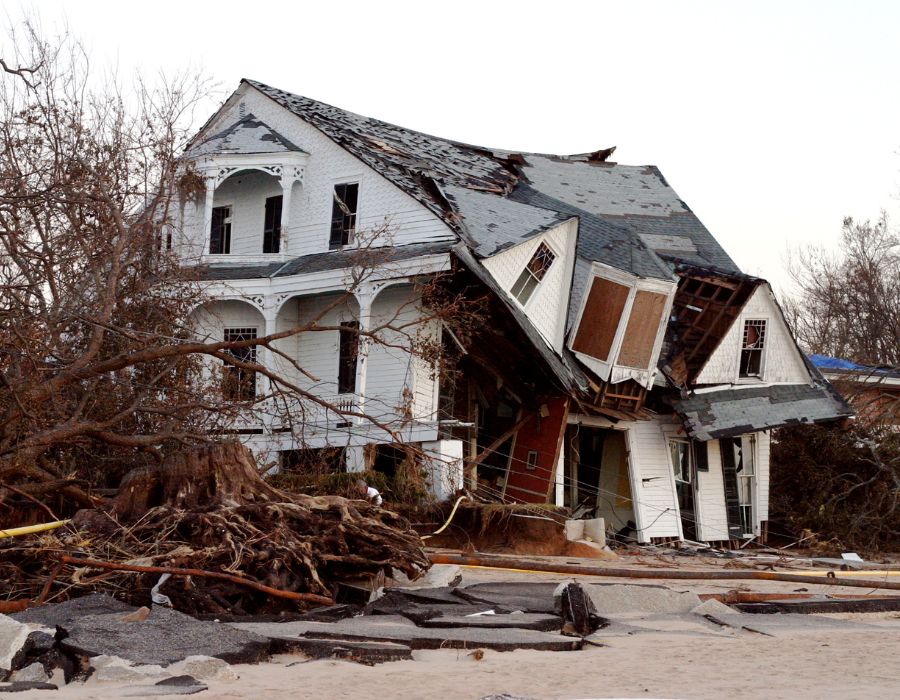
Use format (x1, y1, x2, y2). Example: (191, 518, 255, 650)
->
(684, 283, 745, 364)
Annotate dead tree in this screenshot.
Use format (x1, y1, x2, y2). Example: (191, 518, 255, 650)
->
(0, 24, 474, 518)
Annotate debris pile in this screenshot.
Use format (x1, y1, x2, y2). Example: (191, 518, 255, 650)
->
(0, 442, 429, 615)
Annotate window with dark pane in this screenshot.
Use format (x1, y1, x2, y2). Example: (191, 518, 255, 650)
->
(329, 183, 358, 249)
(209, 206, 232, 254)
(510, 242, 556, 304)
(338, 321, 359, 394)
(223, 327, 257, 401)
(263, 195, 282, 253)
(739, 319, 767, 378)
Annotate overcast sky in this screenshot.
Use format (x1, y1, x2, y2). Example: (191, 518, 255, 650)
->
(11, 0, 900, 292)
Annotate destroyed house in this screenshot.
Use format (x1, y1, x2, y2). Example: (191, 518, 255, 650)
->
(172, 79, 850, 545)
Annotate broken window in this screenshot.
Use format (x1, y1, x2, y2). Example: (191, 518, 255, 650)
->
(510, 242, 556, 305)
(669, 439, 697, 540)
(223, 327, 257, 401)
(338, 321, 359, 394)
(263, 195, 282, 254)
(736, 436, 756, 536)
(329, 183, 358, 249)
(739, 319, 767, 378)
(210, 205, 232, 254)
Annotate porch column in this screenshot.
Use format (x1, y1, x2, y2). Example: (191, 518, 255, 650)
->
(202, 176, 216, 256)
(279, 176, 294, 249)
(354, 286, 375, 421)
(259, 311, 278, 433)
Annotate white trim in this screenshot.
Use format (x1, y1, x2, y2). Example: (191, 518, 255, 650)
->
(735, 316, 770, 383)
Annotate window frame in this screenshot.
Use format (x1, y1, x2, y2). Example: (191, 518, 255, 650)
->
(263, 194, 283, 254)
(222, 327, 258, 401)
(738, 318, 768, 381)
(337, 320, 359, 395)
(510, 242, 557, 307)
(329, 182, 360, 250)
(209, 205, 233, 255)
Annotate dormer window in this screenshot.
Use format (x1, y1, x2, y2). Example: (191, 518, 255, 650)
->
(210, 206, 232, 254)
(511, 243, 556, 305)
(739, 319, 767, 378)
(330, 183, 358, 249)
(263, 195, 282, 254)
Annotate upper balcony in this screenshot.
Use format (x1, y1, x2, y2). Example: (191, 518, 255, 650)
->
(183, 114, 309, 265)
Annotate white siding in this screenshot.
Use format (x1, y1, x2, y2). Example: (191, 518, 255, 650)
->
(755, 430, 771, 523)
(624, 418, 681, 542)
(481, 219, 577, 351)
(695, 440, 730, 542)
(211, 171, 284, 256)
(180, 86, 455, 259)
(696, 284, 810, 385)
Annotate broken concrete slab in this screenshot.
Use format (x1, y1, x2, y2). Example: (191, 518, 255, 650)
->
(60, 606, 270, 666)
(0, 681, 58, 692)
(7, 663, 50, 684)
(388, 564, 462, 590)
(691, 599, 738, 617)
(712, 613, 889, 637)
(278, 637, 412, 665)
(232, 616, 581, 652)
(556, 582, 603, 637)
(418, 613, 561, 632)
(88, 655, 168, 683)
(121, 675, 208, 697)
(372, 602, 510, 624)
(14, 597, 270, 667)
(454, 582, 559, 614)
(585, 583, 701, 615)
(0, 616, 32, 678)
(11, 594, 132, 628)
(167, 656, 237, 682)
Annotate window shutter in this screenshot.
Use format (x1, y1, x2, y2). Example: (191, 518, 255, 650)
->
(263, 195, 282, 254)
(720, 437, 743, 539)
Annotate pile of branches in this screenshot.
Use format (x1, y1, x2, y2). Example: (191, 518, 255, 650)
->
(0, 442, 430, 615)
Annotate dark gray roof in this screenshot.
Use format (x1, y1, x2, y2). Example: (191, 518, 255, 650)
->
(442, 185, 571, 257)
(187, 114, 305, 157)
(192, 242, 453, 281)
(671, 384, 852, 441)
(243, 79, 738, 277)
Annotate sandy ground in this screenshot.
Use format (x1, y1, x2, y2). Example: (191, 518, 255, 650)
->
(11, 559, 900, 699)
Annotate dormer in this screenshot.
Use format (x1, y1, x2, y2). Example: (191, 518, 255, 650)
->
(185, 115, 309, 263)
(569, 262, 676, 389)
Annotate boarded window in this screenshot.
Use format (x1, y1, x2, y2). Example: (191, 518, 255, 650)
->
(338, 321, 358, 394)
(210, 206, 232, 254)
(263, 195, 282, 254)
(617, 290, 668, 368)
(223, 327, 257, 401)
(330, 183, 358, 249)
(510, 242, 556, 305)
(572, 277, 630, 362)
(740, 319, 767, 378)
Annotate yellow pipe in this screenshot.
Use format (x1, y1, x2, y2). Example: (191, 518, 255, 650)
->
(0, 519, 71, 539)
(421, 495, 470, 540)
(789, 569, 900, 578)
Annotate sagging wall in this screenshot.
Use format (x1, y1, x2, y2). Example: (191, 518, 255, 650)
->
(623, 417, 682, 542)
(696, 284, 810, 385)
(504, 397, 570, 503)
(481, 220, 578, 352)
(179, 86, 455, 260)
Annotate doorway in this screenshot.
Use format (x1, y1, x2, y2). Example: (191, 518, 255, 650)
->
(565, 426, 635, 531)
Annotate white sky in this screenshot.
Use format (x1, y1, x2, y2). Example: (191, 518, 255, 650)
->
(11, 0, 900, 292)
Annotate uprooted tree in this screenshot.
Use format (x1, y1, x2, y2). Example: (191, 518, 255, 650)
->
(0, 24, 473, 605)
(773, 211, 900, 551)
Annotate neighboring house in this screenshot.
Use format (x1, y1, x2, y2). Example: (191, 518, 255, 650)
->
(173, 79, 850, 545)
(809, 355, 899, 427)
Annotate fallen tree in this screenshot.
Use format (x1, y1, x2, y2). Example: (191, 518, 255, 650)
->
(0, 442, 430, 614)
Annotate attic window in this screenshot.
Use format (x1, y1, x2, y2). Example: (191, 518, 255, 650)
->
(330, 183, 358, 249)
(511, 243, 556, 305)
(739, 319, 767, 378)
